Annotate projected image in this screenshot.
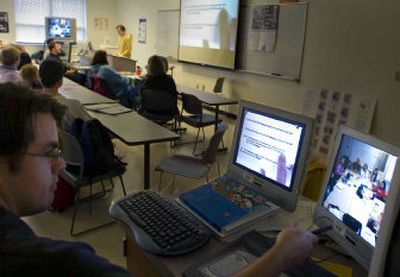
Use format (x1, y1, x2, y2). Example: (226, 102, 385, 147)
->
(179, 0, 239, 68)
(48, 18, 72, 39)
(235, 110, 304, 189)
(323, 135, 397, 247)
(180, 0, 238, 50)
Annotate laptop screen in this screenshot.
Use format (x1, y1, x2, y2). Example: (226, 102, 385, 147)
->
(322, 134, 397, 247)
(233, 107, 306, 191)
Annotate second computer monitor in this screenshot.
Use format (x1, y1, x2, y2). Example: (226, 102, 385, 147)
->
(228, 100, 314, 212)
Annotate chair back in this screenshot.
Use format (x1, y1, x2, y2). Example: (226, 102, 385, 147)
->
(181, 93, 203, 116)
(201, 123, 227, 164)
(60, 131, 85, 179)
(91, 76, 116, 100)
(213, 77, 225, 93)
(141, 89, 177, 115)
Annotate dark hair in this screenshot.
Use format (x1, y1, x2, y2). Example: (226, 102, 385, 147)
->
(356, 184, 367, 199)
(91, 50, 108, 65)
(48, 41, 57, 51)
(147, 55, 166, 77)
(0, 83, 65, 172)
(17, 52, 32, 70)
(39, 60, 65, 88)
(116, 24, 126, 31)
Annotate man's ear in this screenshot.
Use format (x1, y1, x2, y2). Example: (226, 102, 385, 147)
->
(56, 78, 63, 88)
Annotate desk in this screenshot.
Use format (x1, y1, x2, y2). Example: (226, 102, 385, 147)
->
(60, 78, 116, 105)
(177, 85, 238, 134)
(87, 110, 179, 190)
(124, 199, 367, 277)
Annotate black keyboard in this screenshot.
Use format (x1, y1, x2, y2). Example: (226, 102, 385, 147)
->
(109, 190, 211, 256)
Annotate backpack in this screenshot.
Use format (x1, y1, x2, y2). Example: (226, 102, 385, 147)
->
(69, 118, 117, 176)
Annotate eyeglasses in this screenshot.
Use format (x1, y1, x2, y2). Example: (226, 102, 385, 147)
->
(25, 147, 63, 160)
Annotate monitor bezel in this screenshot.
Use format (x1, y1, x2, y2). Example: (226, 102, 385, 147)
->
(227, 100, 314, 212)
(45, 17, 77, 42)
(314, 125, 400, 270)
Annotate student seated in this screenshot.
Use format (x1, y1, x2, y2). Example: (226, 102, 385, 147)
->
(45, 41, 85, 86)
(0, 47, 23, 83)
(39, 59, 91, 128)
(12, 44, 33, 71)
(139, 55, 179, 115)
(91, 50, 138, 108)
(0, 84, 131, 276)
(20, 64, 43, 91)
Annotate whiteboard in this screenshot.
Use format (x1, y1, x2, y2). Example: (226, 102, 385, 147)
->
(236, 3, 308, 81)
(156, 10, 180, 59)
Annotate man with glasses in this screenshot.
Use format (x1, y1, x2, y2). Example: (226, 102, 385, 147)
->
(0, 83, 317, 275)
(0, 83, 131, 275)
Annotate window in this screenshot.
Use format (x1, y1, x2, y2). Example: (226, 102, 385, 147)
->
(15, 0, 86, 43)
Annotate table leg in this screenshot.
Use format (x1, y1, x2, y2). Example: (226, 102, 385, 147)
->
(214, 105, 228, 152)
(144, 143, 150, 190)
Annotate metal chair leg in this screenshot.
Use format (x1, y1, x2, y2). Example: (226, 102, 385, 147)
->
(193, 128, 201, 155)
(158, 171, 164, 191)
(89, 182, 93, 215)
(70, 192, 81, 236)
(118, 175, 127, 196)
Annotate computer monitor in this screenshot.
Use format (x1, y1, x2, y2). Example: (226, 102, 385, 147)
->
(45, 17, 77, 42)
(228, 100, 314, 212)
(314, 125, 400, 270)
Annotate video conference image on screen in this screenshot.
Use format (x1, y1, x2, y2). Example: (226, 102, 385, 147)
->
(323, 134, 397, 247)
(234, 109, 304, 189)
(47, 18, 72, 39)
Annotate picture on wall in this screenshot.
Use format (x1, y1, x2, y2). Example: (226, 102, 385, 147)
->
(0, 12, 9, 33)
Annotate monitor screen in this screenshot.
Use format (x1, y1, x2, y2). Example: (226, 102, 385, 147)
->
(314, 125, 400, 269)
(178, 0, 240, 69)
(46, 17, 76, 41)
(233, 107, 306, 191)
(228, 101, 313, 212)
(322, 134, 397, 247)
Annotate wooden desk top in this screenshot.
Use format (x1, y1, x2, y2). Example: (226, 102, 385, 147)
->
(87, 110, 179, 145)
(177, 85, 238, 106)
(60, 78, 116, 105)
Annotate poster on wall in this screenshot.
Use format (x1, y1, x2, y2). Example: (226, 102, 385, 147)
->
(302, 88, 376, 164)
(0, 12, 9, 33)
(138, 18, 146, 43)
(94, 17, 109, 31)
(248, 5, 279, 52)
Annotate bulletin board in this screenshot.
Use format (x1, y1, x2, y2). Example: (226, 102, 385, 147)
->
(236, 2, 308, 81)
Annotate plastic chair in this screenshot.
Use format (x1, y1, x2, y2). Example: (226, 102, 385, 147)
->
(213, 77, 225, 94)
(179, 93, 222, 155)
(155, 123, 227, 194)
(60, 131, 127, 236)
(139, 88, 178, 126)
(301, 162, 327, 201)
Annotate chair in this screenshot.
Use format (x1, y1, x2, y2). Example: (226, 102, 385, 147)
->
(213, 77, 225, 94)
(180, 93, 222, 155)
(60, 131, 127, 236)
(139, 88, 178, 126)
(343, 213, 362, 235)
(90, 76, 117, 100)
(156, 123, 227, 194)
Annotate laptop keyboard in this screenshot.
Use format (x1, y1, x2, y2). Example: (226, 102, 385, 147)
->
(109, 190, 211, 256)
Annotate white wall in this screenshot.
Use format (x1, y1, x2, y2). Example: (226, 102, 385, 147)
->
(116, 0, 400, 145)
(0, 0, 16, 44)
(0, 0, 118, 54)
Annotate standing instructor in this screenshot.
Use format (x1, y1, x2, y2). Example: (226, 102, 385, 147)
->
(115, 24, 132, 58)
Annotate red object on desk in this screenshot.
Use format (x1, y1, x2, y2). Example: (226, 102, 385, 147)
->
(135, 66, 142, 76)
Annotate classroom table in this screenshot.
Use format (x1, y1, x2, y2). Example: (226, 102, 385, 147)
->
(123, 198, 368, 277)
(60, 78, 116, 105)
(87, 109, 179, 190)
(176, 85, 238, 134)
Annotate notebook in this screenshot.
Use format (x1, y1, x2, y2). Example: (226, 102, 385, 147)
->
(179, 175, 278, 236)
